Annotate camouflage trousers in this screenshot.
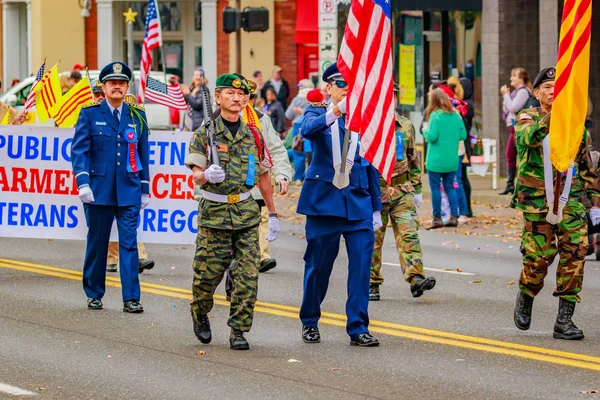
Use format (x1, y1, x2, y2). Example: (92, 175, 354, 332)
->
(519, 209, 587, 303)
(371, 193, 425, 285)
(191, 225, 259, 332)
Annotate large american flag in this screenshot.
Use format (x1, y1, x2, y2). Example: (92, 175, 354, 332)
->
(24, 60, 46, 111)
(338, 0, 396, 183)
(145, 76, 187, 110)
(137, 0, 163, 104)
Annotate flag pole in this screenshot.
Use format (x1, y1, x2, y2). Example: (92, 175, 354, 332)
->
(553, 171, 561, 215)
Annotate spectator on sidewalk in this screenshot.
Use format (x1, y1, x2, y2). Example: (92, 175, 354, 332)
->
(181, 67, 207, 132)
(286, 79, 315, 184)
(264, 87, 286, 139)
(261, 66, 290, 108)
(500, 67, 532, 195)
(423, 89, 466, 229)
(459, 77, 475, 218)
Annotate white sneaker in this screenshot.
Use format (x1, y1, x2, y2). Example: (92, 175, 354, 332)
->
(458, 216, 470, 224)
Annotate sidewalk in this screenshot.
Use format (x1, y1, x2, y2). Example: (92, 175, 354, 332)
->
(421, 173, 512, 207)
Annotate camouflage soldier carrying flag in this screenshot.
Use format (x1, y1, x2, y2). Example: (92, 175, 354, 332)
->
(185, 74, 279, 350)
(512, 67, 600, 340)
(370, 84, 436, 301)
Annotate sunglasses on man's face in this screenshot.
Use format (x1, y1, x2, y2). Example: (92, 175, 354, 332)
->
(330, 80, 347, 89)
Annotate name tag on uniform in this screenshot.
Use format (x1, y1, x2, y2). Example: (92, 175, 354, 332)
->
(246, 154, 256, 186)
(95, 121, 107, 126)
(396, 131, 404, 161)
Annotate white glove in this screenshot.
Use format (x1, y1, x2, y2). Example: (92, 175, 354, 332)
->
(78, 185, 95, 203)
(204, 164, 225, 183)
(413, 193, 423, 208)
(337, 97, 347, 114)
(591, 208, 600, 226)
(141, 194, 151, 209)
(265, 216, 279, 242)
(373, 211, 383, 230)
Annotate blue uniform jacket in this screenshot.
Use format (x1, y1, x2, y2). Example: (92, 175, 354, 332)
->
(71, 100, 150, 207)
(297, 104, 382, 221)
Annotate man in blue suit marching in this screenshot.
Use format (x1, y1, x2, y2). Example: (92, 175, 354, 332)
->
(298, 62, 383, 346)
(71, 62, 150, 313)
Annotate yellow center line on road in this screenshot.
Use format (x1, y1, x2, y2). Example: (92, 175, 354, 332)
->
(1, 258, 600, 372)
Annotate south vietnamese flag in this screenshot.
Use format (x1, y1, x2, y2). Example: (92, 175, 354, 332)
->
(549, 0, 592, 172)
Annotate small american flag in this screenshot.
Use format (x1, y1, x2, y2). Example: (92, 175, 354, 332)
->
(137, 0, 163, 104)
(145, 76, 187, 110)
(24, 60, 46, 111)
(338, 0, 396, 183)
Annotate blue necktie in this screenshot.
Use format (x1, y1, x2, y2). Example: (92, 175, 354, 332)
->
(113, 108, 120, 123)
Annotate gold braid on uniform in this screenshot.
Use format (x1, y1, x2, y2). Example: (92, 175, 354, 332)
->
(309, 102, 327, 108)
(82, 101, 100, 108)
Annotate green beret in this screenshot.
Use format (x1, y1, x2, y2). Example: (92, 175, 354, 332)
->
(216, 73, 250, 94)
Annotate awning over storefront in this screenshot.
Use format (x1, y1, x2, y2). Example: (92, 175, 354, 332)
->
(392, 0, 482, 11)
(295, 0, 318, 44)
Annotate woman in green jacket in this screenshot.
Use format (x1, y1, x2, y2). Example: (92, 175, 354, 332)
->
(423, 89, 467, 228)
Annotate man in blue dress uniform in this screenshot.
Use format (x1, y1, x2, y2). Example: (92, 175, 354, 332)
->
(71, 62, 150, 313)
(298, 62, 383, 347)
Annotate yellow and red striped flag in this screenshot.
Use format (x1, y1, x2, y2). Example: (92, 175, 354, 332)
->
(549, 0, 592, 172)
(50, 76, 92, 128)
(34, 63, 62, 123)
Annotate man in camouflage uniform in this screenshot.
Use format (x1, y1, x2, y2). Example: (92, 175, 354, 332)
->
(512, 67, 600, 340)
(370, 86, 436, 301)
(185, 74, 280, 350)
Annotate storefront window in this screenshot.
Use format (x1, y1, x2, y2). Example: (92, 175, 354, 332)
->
(195, 2, 202, 31)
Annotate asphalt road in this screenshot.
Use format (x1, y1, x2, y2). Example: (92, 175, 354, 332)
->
(1, 217, 600, 399)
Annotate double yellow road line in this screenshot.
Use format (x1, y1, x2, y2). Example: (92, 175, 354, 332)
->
(1, 257, 600, 372)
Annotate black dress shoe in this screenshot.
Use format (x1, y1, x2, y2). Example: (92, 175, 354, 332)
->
(514, 291, 534, 330)
(192, 312, 212, 344)
(230, 329, 250, 350)
(410, 276, 436, 298)
(350, 333, 380, 347)
(369, 284, 380, 301)
(87, 298, 103, 310)
(302, 326, 321, 343)
(258, 258, 277, 273)
(138, 258, 155, 273)
(107, 264, 118, 273)
(123, 301, 144, 313)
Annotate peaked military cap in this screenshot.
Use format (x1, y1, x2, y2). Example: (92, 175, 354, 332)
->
(216, 73, 250, 94)
(91, 79, 103, 94)
(533, 67, 555, 89)
(99, 62, 132, 83)
(322, 62, 344, 83)
(393, 83, 400, 92)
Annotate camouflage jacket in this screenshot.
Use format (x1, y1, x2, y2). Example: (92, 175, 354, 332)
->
(380, 114, 422, 203)
(511, 107, 600, 213)
(185, 116, 269, 230)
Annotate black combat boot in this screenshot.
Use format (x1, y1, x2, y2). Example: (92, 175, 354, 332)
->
(230, 329, 250, 350)
(553, 298, 584, 340)
(410, 276, 436, 298)
(192, 310, 212, 344)
(499, 168, 516, 195)
(514, 291, 534, 330)
(369, 284, 380, 301)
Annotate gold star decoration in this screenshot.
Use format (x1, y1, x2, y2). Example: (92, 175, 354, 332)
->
(123, 7, 137, 23)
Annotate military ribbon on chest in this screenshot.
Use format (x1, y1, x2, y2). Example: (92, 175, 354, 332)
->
(395, 131, 404, 161)
(124, 126, 142, 173)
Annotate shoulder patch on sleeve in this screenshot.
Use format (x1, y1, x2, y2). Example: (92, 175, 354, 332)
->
(82, 101, 100, 109)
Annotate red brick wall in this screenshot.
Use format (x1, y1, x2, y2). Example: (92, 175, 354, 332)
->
(84, 1, 98, 70)
(274, 0, 297, 103)
(217, 0, 230, 76)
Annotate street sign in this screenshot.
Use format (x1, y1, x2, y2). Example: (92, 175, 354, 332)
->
(319, 28, 337, 45)
(319, 13, 337, 28)
(321, 0, 335, 13)
(319, 43, 338, 60)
